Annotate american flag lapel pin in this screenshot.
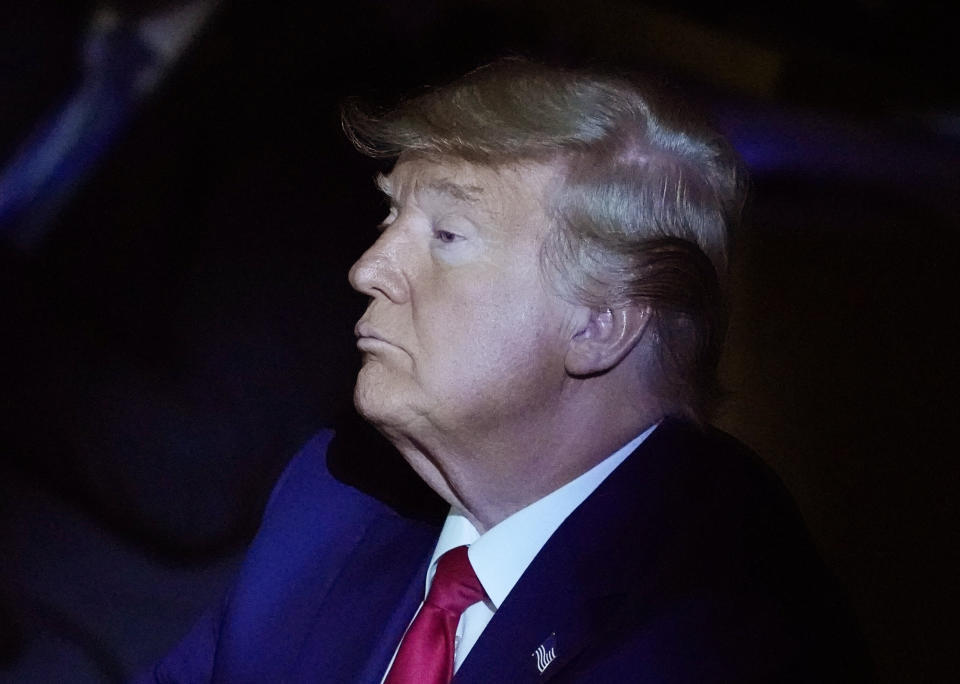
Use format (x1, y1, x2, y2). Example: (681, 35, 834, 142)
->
(532, 632, 558, 675)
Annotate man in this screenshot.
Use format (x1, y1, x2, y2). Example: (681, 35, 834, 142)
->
(139, 59, 869, 682)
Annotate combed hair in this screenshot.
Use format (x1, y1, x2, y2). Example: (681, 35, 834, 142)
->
(342, 58, 748, 423)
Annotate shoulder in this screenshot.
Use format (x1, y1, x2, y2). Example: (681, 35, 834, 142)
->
(228, 427, 421, 610)
(557, 419, 873, 682)
(145, 427, 442, 682)
(627, 419, 817, 554)
(255, 428, 376, 536)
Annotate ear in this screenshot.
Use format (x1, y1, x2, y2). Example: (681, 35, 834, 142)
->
(565, 304, 652, 377)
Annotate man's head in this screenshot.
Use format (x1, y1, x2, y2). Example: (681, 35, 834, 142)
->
(345, 59, 747, 426)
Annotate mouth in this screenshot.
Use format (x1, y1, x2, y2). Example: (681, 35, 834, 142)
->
(354, 321, 398, 352)
(356, 337, 395, 353)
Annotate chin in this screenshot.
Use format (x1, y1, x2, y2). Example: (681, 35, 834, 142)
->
(353, 371, 409, 434)
(353, 378, 386, 422)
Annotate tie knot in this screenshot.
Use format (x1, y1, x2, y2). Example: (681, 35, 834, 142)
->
(426, 545, 486, 615)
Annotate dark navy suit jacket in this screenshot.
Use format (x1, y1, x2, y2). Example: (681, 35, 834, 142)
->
(138, 420, 871, 682)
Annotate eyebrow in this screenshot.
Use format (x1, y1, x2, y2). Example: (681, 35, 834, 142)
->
(375, 173, 484, 204)
(422, 178, 484, 203)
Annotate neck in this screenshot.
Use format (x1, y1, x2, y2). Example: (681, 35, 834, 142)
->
(386, 378, 662, 533)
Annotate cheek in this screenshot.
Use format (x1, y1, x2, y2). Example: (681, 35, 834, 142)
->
(412, 248, 565, 380)
(420, 293, 559, 388)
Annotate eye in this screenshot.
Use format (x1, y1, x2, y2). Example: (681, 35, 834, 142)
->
(433, 229, 460, 244)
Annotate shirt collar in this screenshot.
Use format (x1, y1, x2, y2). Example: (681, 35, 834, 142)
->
(426, 421, 659, 607)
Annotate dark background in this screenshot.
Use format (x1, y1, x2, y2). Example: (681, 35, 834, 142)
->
(1, 1, 956, 681)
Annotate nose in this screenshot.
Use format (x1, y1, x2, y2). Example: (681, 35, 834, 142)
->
(348, 229, 410, 304)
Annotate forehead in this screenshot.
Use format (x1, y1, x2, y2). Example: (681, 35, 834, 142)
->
(379, 156, 558, 225)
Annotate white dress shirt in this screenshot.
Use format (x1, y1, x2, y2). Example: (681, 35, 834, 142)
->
(382, 421, 658, 680)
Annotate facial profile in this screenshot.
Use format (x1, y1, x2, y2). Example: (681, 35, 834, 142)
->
(349, 156, 580, 449)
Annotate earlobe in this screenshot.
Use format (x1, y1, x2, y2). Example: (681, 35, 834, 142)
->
(565, 304, 651, 377)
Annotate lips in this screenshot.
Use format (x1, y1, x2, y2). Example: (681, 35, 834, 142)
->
(355, 321, 385, 342)
(354, 321, 400, 352)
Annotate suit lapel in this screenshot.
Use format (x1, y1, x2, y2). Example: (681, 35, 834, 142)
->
(287, 510, 436, 682)
(454, 421, 693, 683)
(454, 554, 630, 683)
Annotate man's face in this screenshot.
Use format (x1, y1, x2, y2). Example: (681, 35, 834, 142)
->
(349, 156, 577, 445)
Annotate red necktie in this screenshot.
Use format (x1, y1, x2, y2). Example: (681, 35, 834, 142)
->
(385, 545, 486, 684)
